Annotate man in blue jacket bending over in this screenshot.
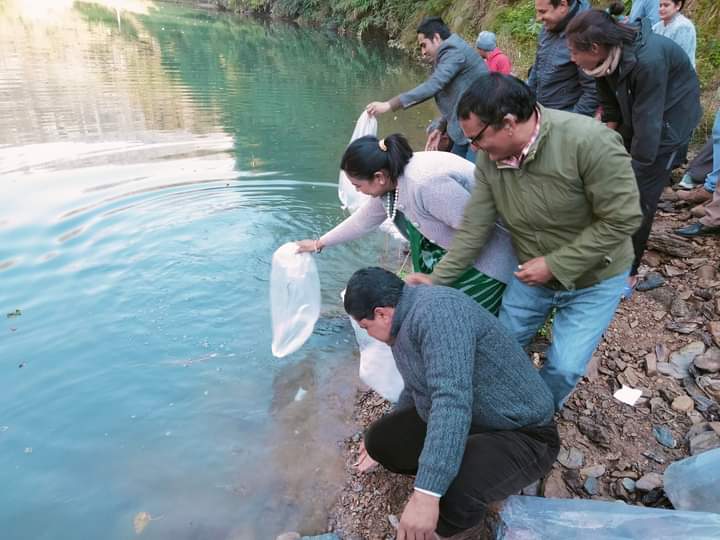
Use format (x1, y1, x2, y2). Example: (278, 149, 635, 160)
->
(345, 267, 559, 539)
(366, 16, 488, 161)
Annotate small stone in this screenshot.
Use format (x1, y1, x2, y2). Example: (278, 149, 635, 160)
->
(697, 265, 717, 280)
(611, 469, 639, 479)
(711, 422, 720, 436)
(653, 310, 667, 321)
(542, 468, 572, 498)
(619, 366, 641, 387)
(666, 320, 700, 334)
(557, 447, 584, 469)
(621, 478, 636, 493)
(708, 321, 720, 348)
(276, 533, 301, 540)
(656, 362, 686, 379)
(664, 264, 685, 277)
(636, 472, 663, 492)
(689, 431, 720, 455)
(667, 342, 706, 377)
(645, 353, 658, 376)
(653, 425, 677, 448)
(642, 450, 665, 464)
(686, 422, 712, 440)
(581, 464, 606, 478)
(388, 515, 400, 529)
(695, 348, 720, 372)
(671, 395, 694, 412)
(643, 251, 662, 267)
(583, 476, 599, 495)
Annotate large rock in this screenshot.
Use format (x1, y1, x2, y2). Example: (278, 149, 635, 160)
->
(557, 447, 584, 469)
(542, 468, 572, 498)
(660, 342, 706, 379)
(708, 321, 720, 348)
(694, 348, 720, 372)
(672, 395, 695, 412)
(690, 431, 720, 455)
(636, 472, 664, 492)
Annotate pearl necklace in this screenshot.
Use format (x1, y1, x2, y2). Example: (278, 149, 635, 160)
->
(385, 188, 399, 221)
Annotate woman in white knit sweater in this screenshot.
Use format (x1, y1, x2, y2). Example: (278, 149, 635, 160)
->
(296, 133, 517, 314)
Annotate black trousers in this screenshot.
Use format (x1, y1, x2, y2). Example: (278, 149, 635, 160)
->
(364, 408, 560, 537)
(631, 151, 677, 275)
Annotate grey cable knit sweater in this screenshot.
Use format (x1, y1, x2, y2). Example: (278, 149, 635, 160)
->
(390, 284, 555, 495)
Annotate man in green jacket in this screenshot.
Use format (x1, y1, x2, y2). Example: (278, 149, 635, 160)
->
(408, 73, 642, 408)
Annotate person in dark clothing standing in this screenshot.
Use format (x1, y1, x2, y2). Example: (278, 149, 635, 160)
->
(366, 17, 488, 162)
(528, 0, 598, 116)
(345, 267, 558, 539)
(566, 7, 701, 297)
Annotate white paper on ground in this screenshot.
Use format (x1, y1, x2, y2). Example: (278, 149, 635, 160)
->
(613, 385, 643, 406)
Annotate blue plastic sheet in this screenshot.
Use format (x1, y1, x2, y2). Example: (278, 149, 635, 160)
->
(495, 495, 720, 539)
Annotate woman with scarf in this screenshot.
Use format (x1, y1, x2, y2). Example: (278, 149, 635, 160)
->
(295, 134, 516, 315)
(566, 5, 701, 297)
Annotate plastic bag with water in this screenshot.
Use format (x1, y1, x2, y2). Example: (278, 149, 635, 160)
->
(349, 316, 403, 402)
(338, 111, 377, 212)
(494, 495, 720, 539)
(270, 242, 321, 358)
(664, 447, 720, 512)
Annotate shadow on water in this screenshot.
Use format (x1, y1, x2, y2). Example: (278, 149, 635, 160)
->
(0, 1, 421, 538)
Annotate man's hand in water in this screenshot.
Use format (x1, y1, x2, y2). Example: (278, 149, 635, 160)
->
(397, 491, 440, 540)
(366, 101, 391, 116)
(425, 129, 442, 151)
(405, 273, 433, 286)
(354, 439, 378, 473)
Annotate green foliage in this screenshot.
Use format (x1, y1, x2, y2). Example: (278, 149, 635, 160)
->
(492, 0, 540, 47)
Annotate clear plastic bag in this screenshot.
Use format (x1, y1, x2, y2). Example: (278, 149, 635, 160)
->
(664, 447, 720, 513)
(340, 290, 403, 402)
(349, 317, 403, 402)
(495, 495, 720, 539)
(270, 242, 321, 358)
(338, 111, 377, 212)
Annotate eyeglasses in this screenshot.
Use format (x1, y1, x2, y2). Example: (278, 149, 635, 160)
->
(465, 122, 490, 146)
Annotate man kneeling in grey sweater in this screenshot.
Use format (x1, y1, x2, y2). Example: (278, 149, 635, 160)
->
(345, 267, 558, 539)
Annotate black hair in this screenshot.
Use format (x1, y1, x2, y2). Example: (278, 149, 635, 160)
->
(344, 267, 404, 321)
(669, 0, 686, 8)
(547, 0, 571, 8)
(340, 133, 413, 183)
(566, 8, 637, 52)
(606, 1, 626, 16)
(416, 16, 451, 40)
(457, 73, 536, 128)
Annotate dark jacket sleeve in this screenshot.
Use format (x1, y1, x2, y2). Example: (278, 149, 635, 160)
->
(628, 61, 668, 165)
(598, 78, 621, 124)
(572, 68, 599, 117)
(398, 49, 465, 109)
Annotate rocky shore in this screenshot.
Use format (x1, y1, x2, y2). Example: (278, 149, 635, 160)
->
(323, 184, 720, 539)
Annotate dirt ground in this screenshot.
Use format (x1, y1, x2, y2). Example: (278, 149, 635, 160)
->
(325, 185, 720, 539)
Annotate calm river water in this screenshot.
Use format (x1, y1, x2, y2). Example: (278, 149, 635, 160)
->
(0, 1, 435, 538)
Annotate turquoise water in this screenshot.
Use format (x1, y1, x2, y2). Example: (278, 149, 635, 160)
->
(0, 1, 434, 538)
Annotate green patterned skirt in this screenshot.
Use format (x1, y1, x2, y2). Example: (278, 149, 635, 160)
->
(399, 214, 505, 315)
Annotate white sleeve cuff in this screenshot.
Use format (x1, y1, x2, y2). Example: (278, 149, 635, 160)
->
(414, 486, 441, 498)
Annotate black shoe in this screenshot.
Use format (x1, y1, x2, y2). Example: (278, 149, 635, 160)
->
(674, 222, 720, 237)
